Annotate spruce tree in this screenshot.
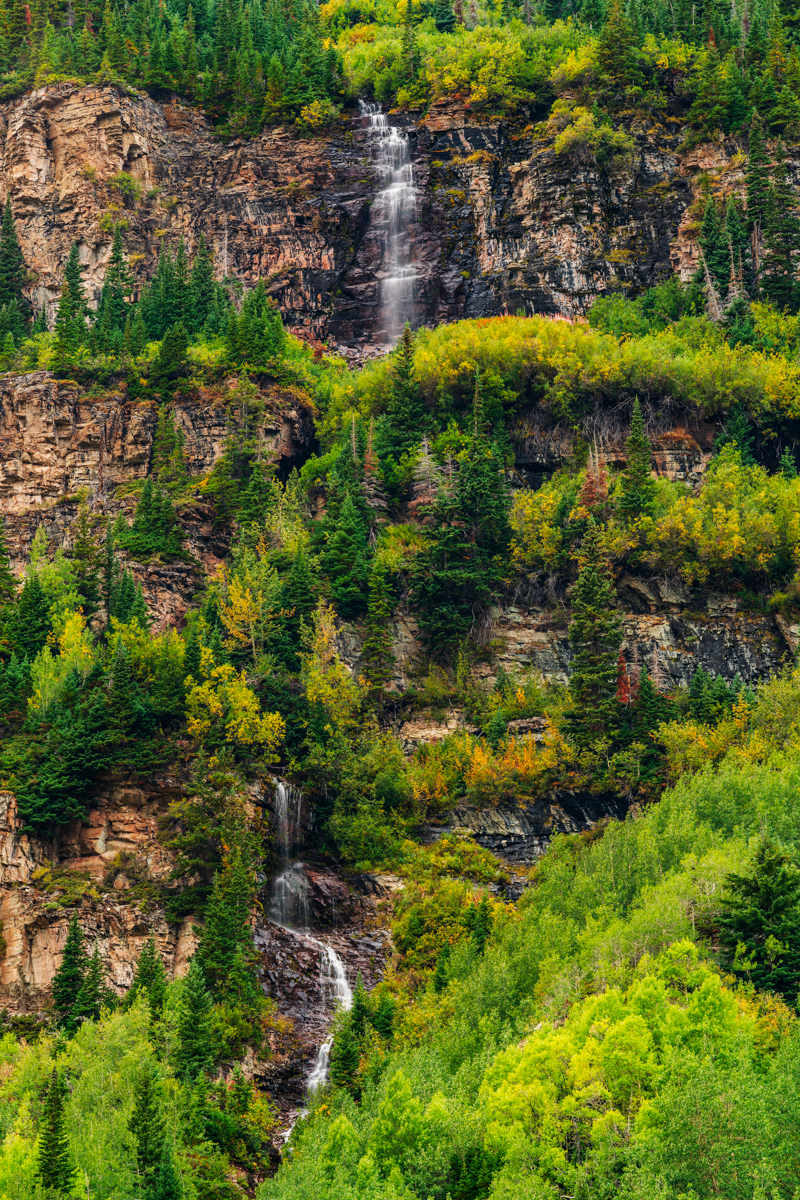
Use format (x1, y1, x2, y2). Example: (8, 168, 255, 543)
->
(471, 894, 492, 954)
(175, 958, 214, 1082)
(150, 322, 188, 399)
(51, 914, 87, 1034)
(595, 0, 642, 98)
(329, 1014, 360, 1095)
(0, 516, 16, 602)
(189, 232, 215, 331)
(196, 822, 260, 1006)
(275, 544, 317, 670)
(762, 141, 800, 312)
(698, 196, 730, 291)
(96, 225, 133, 340)
(151, 1144, 182, 1200)
(566, 522, 624, 745)
(322, 492, 370, 618)
(10, 572, 51, 660)
(619, 398, 657, 520)
(0, 197, 27, 314)
(361, 562, 396, 694)
(386, 322, 426, 459)
(36, 1068, 74, 1197)
(127, 936, 167, 1019)
(71, 942, 110, 1025)
(717, 839, 800, 998)
(349, 973, 371, 1040)
(52, 243, 89, 370)
(128, 1060, 167, 1192)
(432, 944, 450, 994)
(69, 496, 101, 619)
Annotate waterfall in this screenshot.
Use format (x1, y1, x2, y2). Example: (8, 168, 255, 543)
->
(267, 780, 351, 1099)
(360, 99, 417, 346)
(306, 941, 353, 1093)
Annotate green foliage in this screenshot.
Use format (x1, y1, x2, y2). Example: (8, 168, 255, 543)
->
(175, 958, 214, 1083)
(619, 397, 657, 520)
(566, 522, 623, 744)
(51, 914, 87, 1035)
(36, 1068, 74, 1197)
(118, 476, 185, 561)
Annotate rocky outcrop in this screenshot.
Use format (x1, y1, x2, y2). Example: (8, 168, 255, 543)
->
(0, 84, 721, 354)
(430, 790, 629, 866)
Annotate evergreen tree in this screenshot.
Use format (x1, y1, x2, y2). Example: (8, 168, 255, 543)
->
(36, 1069, 74, 1197)
(432, 944, 450, 993)
(51, 913, 87, 1034)
(10, 572, 51, 659)
(715, 403, 756, 464)
(361, 562, 396, 694)
(0, 197, 27, 315)
(350, 973, 371, 1040)
(762, 141, 800, 312)
(150, 1144, 182, 1200)
(433, 0, 456, 31)
(329, 1013, 360, 1096)
(71, 942, 110, 1025)
(52, 243, 89, 370)
(384, 322, 426, 464)
(195, 820, 260, 1006)
(95, 225, 133, 345)
(698, 196, 730, 291)
(128, 1061, 167, 1193)
(372, 993, 395, 1037)
(619, 398, 657, 520)
(274, 544, 317, 670)
(127, 936, 168, 1019)
(717, 839, 800, 998)
(322, 492, 370, 618)
(596, 0, 642, 98)
(189, 232, 216, 331)
(150, 322, 189, 399)
(175, 957, 214, 1082)
(69, 496, 101, 618)
(471, 894, 492, 954)
(566, 522, 624, 744)
(0, 516, 16, 602)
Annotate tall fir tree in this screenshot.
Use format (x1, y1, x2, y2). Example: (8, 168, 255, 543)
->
(71, 942, 110, 1025)
(51, 913, 87, 1034)
(128, 1060, 167, 1193)
(0, 516, 15, 602)
(361, 562, 396, 694)
(36, 1069, 74, 1197)
(0, 196, 27, 314)
(195, 817, 261, 1007)
(566, 521, 624, 744)
(717, 839, 800, 998)
(69, 495, 101, 619)
(175, 957, 214, 1082)
(762, 141, 800, 312)
(619, 398, 657, 520)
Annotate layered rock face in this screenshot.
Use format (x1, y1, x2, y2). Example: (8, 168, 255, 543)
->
(0, 85, 703, 353)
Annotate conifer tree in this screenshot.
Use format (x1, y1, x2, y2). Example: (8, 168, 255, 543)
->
(175, 958, 214, 1082)
(566, 522, 624, 744)
(349, 973, 371, 1040)
(189, 232, 216, 331)
(150, 322, 189, 399)
(322, 492, 370, 618)
(698, 196, 730, 291)
(196, 820, 260, 1006)
(127, 936, 168, 1018)
(762, 141, 800, 312)
(71, 942, 110, 1025)
(52, 243, 89, 370)
(51, 913, 87, 1034)
(128, 1061, 167, 1192)
(717, 839, 800, 998)
(329, 1014, 360, 1095)
(69, 495, 101, 619)
(619, 398, 657, 520)
(0, 516, 15, 603)
(36, 1068, 74, 1197)
(361, 562, 396, 694)
(386, 322, 426, 460)
(471, 894, 492, 954)
(10, 572, 51, 660)
(432, 944, 450, 993)
(95, 225, 133, 343)
(0, 197, 27, 315)
(596, 0, 642, 97)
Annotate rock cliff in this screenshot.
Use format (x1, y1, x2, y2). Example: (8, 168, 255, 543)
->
(0, 84, 719, 354)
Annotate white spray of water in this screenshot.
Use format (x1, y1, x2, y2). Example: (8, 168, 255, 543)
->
(360, 99, 417, 346)
(267, 781, 351, 1101)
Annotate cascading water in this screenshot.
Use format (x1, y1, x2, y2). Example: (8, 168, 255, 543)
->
(267, 780, 351, 1102)
(360, 100, 417, 346)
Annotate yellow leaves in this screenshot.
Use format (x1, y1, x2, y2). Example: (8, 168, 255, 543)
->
(302, 600, 364, 735)
(29, 610, 96, 718)
(186, 664, 284, 759)
(465, 724, 574, 805)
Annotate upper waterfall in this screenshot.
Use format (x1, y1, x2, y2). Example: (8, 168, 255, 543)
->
(360, 100, 418, 346)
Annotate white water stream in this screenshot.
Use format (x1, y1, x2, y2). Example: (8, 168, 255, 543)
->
(360, 100, 417, 345)
(267, 782, 352, 1103)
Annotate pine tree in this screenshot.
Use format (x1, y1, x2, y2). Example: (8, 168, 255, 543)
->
(128, 1060, 166, 1192)
(150, 322, 189, 399)
(698, 196, 730, 291)
(717, 839, 800, 998)
(0, 197, 27, 315)
(566, 522, 624, 744)
(0, 516, 16, 602)
(127, 936, 167, 1019)
(329, 1013, 360, 1095)
(432, 944, 450, 993)
(36, 1068, 74, 1197)
(71, 942, 110, 1025)
(619, 398, 657, 520)
(596, 0, 642, 98)
(386, 321, 426, 460)
(51, 914, 87, 1034)
(95, 225, 133, 342)
(762, 141, 800, 312)
(372, 993, 395, 1037)
(69, 495, 101, 619)
(52, 243, 89, 370)
(361, 562, 396, 694)
(10, 572, 51, 660)
(322, 492, 370, 618)
(189, 232, 216, 331)
(471, 894, 492, 954)
(350, 973, 371, 1040)
(151, 1144, 182, 1200)
(433, 0, 455, 31)
(195, 821, 260, 1007)
(175, 958, 214, 1082)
